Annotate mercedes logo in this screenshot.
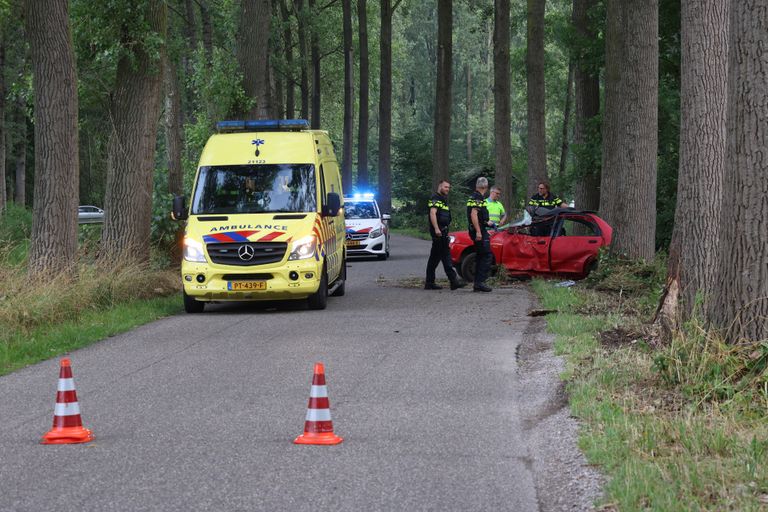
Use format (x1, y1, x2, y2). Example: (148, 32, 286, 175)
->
(346, 233, 353, 240)
(238, 244, 255, 261)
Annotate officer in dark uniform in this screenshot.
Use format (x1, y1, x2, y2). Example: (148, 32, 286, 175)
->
(425, 180, 465, 290)
(467, 177, 493, 292)
(527, 182, 567, 236)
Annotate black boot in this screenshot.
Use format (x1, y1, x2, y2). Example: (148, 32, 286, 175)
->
(424, 282, 443, 290)
(473, 283, 492, 292)
(450, 279, 467, 290)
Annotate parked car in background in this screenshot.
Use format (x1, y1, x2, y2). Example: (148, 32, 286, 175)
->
(448, 208, 612, 281)
(344, 194, 391, 260)
(77, 205, 104, 224)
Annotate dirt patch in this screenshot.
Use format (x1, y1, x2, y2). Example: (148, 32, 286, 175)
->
(599, 326, 647, 350)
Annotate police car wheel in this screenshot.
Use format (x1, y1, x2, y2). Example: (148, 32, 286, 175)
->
(183, 290, 205, 313)
(308, 270, 328, 310)
(460, 252, 476, 283)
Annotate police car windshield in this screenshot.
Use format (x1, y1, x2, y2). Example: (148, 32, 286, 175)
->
(344, 201, 378, 219)
(192, 164, 317, 214)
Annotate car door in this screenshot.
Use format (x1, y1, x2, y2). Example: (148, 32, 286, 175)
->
(548, 215, 603, 274)
(501, 225, 551, 273)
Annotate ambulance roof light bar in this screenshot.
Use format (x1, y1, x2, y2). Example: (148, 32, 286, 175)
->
(216, 119, 310, 133)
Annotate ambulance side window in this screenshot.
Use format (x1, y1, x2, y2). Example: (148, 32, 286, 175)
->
(318, 164, 327, 209)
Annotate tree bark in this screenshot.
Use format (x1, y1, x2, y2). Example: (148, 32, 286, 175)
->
(558, 61, 573, 181)
(357, 0, 370, 189)
(163, 52, 184, 196)
(281, 0, 295, 119)
(378, 0, 394, 213)
(600, 0, 658, 261)
(25, 0, 79, 274)
(466, 64, 472, 162)
(295, 0, 310, 120)
(183, 0, 197, 77)
(0, 31, 5, 213)
(432, 0, 453, 188)
(526, 0, 547, 197)
(709, 0, 768, 343)
(572, 0, 601, 211)
(200, 1, 213, 65)
(309, 0, 321, 128)
(14, 97, 26, 206)
(101, 0, 167, 264)
(237, 0, 272, 119)
(342, 0, 354, 193)
(494, 0, 514, 209)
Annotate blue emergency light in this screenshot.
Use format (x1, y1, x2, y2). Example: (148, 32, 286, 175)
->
(216, 119, 310, 133)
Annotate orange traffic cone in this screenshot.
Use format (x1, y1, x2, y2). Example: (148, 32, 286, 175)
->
(294, 362, 343, 445)
(41, 358, 94, 445)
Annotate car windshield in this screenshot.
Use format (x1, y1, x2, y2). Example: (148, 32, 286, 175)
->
(344, 201, 378, 219)
(191, 164, 317, 214)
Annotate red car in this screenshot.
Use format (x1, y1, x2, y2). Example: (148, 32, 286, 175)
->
(448, 208, 613, 281)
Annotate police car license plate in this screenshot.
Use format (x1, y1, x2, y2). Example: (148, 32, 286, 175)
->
(227, 281, 267, 291)
(346, 240, 361, 247)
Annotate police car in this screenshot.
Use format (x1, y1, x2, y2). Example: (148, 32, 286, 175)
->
(344, 194, 391, 260)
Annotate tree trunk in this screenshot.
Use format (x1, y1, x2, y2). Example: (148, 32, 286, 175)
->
(0, 32, 5, 213)
(466, 64, 472, 162)
(658, 0, 728, 328)
(295, 0, 310, 120)
(341, 0, 354, 193)
(309, 0, 321, 128)
(200, 1, 213, 65)
(281, 0, 295, 119)
(432, 0, 453, 188)
(572, 0, 601, 211)
(526, 0, 546, 197)
(378, 0, 394, 213)
(183, 0, 197, 76)
(709, 0, 768, 343)
(164, 52, 184, 196)
(25, 0, 79, 275)
(357, 0, 370, 189)
(14, 97, 26, 206)
(237, 0, 272, 119)
(558, 61, 573, 181)
(494, 0, 513, 210)
(600, 0, 658, 261)
(101, 0, 167, 264)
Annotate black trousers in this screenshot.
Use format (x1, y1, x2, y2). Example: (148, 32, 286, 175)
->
(426, 233, 458, 284)
(474, 238, 492, 285)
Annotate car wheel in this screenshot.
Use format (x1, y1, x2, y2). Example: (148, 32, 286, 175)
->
(330, 258, 346, 297)
(308, 269, 328, 310)
(183, 290, 205, 313)
(460, 252, 476, 283)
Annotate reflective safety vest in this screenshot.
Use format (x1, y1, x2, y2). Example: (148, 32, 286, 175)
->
(486, 200, 505, 224)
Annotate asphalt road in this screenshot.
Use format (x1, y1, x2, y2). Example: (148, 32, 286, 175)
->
(0, 234, 557, 511)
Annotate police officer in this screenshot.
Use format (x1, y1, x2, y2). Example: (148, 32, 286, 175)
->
(425, 180, 465, 290)
(467, 177, 493, 292)
(527, 182, 567, 236)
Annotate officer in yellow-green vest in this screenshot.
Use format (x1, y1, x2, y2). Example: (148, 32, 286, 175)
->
(486, 186, 507, 228)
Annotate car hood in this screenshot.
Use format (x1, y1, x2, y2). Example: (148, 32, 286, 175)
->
(345, 219, 383, 233)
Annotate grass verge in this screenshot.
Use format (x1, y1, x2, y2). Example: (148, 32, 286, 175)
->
(532, 263, 768, 511)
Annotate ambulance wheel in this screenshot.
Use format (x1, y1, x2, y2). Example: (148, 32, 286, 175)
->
(183, 290, 205, 313)
(330, 258, 346, 297)
(308, 270, 328, 310)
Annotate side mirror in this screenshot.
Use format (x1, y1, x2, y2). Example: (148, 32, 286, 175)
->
(324, 192, 341, 217)
(172, 195, 188, 221)
(381, 213, 391, 222)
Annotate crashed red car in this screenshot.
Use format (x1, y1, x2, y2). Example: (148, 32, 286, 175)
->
(448, 208, 613, 281)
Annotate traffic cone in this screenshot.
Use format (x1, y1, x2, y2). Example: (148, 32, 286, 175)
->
(294, 362, 343, 445)
(41, 358, 94, 445)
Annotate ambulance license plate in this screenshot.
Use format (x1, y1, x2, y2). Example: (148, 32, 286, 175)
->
(227, 281, 267, 291)
(346, 240, 361, 247)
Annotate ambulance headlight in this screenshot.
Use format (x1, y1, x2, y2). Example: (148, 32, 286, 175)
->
(289, 235, 317, 260)
(369, 228, 383, 238)
(183, 237, 207, 263)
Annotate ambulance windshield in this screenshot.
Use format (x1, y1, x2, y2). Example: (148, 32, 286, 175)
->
(192, 164, 317, 214)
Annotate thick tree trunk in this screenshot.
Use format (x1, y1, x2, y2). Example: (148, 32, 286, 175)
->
(281, 0, 295, 119)
(658, 0, 728, 328)
(0, 33, 5, 213)
(341, 0, 354, 193)
(378, 0, 394, 213)
(466, 64, 472, 162)
(309, 0, 321, 128)
(101, 0, 166, 264)
(494, 0, 513, 209)
(295, 0, 310, 120)
(526, 0, 547, 196)
(200, 1, 213, 65)
(709, 0, 768, 343)
(432, 0, 453, 188)
(558, 62, 573, 181)
(572, 0, 600, 211)
(600, 0, 658, 261)
(25, 0, 79, 274)
(357, 0, 369, 189)
(164, 53, 184, 196)
(237, 0, 272, 119)
(14, 99, 27, 206)
(183, 0, 197, 76)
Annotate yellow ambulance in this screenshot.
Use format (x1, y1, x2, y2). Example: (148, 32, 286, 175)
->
(172, 120, 346, 312)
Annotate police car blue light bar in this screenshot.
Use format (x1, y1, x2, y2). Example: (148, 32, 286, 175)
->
(348, 192, 375, 200)
(216, 119, 310, 133)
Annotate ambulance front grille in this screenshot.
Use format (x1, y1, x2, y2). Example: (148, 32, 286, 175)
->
(206, 242, 288, 266)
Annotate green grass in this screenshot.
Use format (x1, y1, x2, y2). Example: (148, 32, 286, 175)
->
(0, 295, 182, 376)
(532, 278, 768, 511)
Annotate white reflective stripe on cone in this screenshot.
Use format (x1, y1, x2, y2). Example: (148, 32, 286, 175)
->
(57, 378, 76, 392)
(305, 408, 331, 422)
(54, 402, 81, 416)
(309, 385, 328, 398)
